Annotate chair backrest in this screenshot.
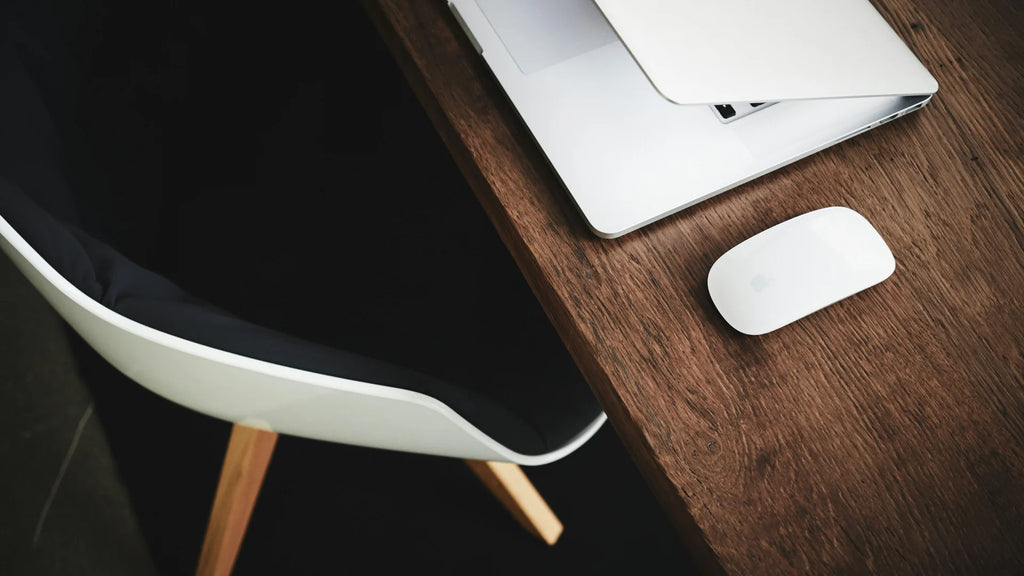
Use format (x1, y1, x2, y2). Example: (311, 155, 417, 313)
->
(0, 213, 605, 465)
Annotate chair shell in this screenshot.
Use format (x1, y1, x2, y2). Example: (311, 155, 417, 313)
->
(0, 214, 606, 465)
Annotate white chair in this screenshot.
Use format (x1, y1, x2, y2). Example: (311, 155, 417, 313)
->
(0, 21, 605, 574)
(0, 177, 607, 575)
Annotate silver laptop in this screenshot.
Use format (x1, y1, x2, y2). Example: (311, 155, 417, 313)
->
(447, 0, 938, 238)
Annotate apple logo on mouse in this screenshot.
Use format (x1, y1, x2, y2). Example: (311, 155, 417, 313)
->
(750, 273, 772, 292)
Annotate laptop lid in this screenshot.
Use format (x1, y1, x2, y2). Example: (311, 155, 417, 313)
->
(594, 0, 938, 104)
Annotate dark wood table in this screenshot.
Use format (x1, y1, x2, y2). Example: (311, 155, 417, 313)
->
(366, 1, 1024, 573)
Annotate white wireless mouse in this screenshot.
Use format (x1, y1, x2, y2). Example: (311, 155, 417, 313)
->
(708, 207, 895, 335)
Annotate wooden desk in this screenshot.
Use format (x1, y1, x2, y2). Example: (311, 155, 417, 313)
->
(366, 1, 1024, 573)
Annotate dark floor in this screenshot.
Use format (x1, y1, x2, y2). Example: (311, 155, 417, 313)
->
(0, 250, 695, 575)
(0, 252, 157, 576)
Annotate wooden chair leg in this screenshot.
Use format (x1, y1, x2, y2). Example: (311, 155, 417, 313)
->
(196, 424, 278, 576)
(465, 460, 564, 545)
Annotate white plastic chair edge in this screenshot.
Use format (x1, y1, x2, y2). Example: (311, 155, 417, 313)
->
(0, 214, 606, 465)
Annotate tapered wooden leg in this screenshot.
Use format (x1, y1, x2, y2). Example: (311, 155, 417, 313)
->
(465, 460, 564, 545)
(196, 424, 278, 576)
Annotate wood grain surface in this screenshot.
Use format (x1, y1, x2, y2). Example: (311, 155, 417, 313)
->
(364, 0, 1024, 573)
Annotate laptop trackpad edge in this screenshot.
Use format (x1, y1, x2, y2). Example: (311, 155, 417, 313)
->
(475, 0, 618, 75)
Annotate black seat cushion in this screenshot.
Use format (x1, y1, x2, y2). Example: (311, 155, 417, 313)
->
(0, 2, 602, 455)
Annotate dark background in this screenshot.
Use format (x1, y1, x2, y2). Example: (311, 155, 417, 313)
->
(0, 1, 695, 573)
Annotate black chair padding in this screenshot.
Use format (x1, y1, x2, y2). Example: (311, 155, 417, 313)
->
(0, 3, 602, 456)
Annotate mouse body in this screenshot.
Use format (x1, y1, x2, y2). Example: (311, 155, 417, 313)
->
(708, 207, 895, 335)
